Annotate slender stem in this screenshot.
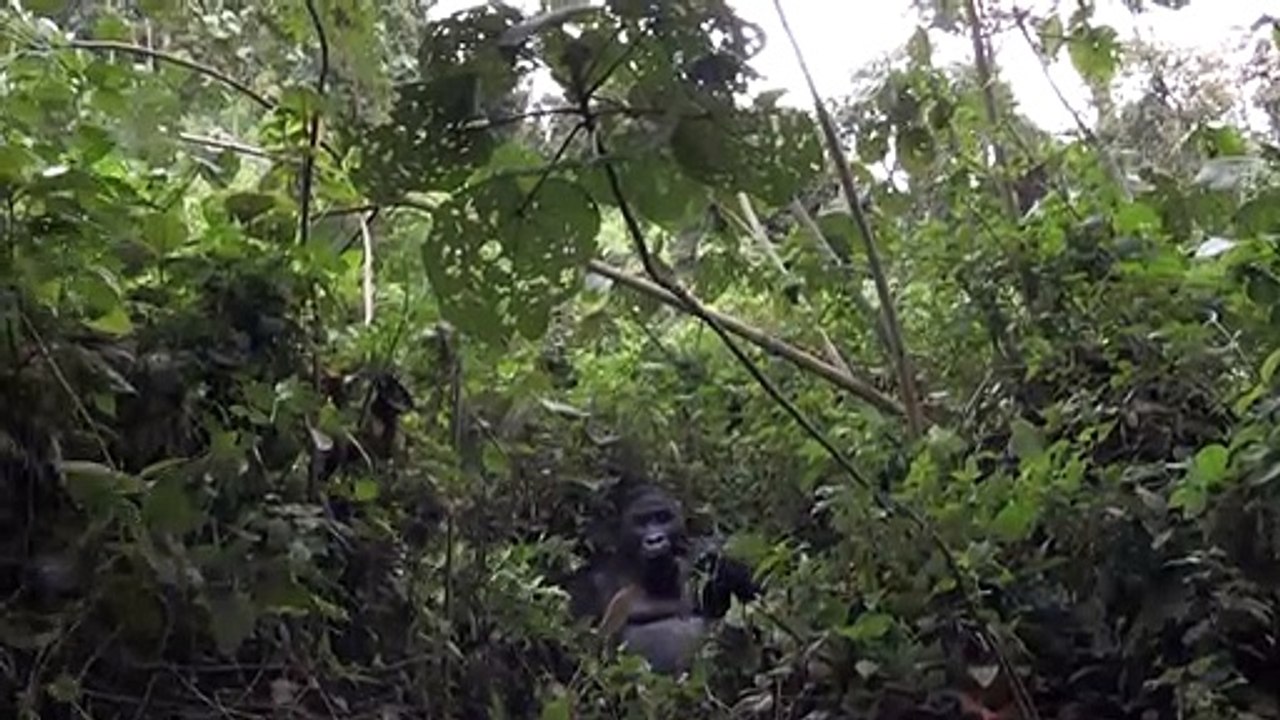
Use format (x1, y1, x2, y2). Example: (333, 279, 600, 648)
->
(68, 39, 273, 110)
(771, 0, 925, 438)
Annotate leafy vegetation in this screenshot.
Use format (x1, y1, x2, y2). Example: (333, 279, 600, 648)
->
(2, 0, 1279, 718)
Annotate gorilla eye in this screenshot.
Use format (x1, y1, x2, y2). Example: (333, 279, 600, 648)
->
(653, 510, 672, 524)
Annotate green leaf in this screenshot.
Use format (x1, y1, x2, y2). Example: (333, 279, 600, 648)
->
(356, 75, 500, 201)
(92, 11, 132, 41)
(143, 477, 204, 536)
(25, 0, 69, 14)
(669, 107, 824, 207)
(840, 612, 894, 642)
(615, 151, 708, 230)
(256, 574, 315, 615)
(139, 457, 191, 480)
(1114, 201, 1160, 234)
(539, 693, 573, 720)
(896, 125, 936, 177)
(425, 175, 600, 344)
(142, 210, 188, 254)
(0, 144, 36, 186)
(1169, 482, 1208, 518)
(1260, 348, 1280, 386)
(224, 191, 281, 224)
(907, 27, 932, 65)
(1067, 24, 1120, 87)
(1236, 189, 1280, 235)
(1188, 444, 1229, 487)
(86, 305, 134, 336)
(59, 461, 142, 517)
(992, 496, 1038, 542)
(1008, 418, 1045, 461)
(207, 590, 257, 657)
(1039, 15, 1065, 58)
(352, 478, 380, 502)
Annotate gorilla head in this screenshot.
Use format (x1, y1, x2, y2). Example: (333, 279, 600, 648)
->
(617, 484, 687, 571)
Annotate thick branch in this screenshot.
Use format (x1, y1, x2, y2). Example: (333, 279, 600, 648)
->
(586, 259, 903, 418)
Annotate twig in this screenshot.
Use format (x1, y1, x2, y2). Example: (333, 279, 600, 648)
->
(324, 199, 897, 412)
(177, 132, 277, 160)
(360, 213, 375, 325)
(67, 39, 273, 110)
(771, 0, 926, 438)
(733, 192, 857, 377)
(787, 199, 895, 361)
(961, 0, 1021, 220)
(1011, 9, 1132, 201)
(20, 313, 117, 469)
(298, 0, 330, 247)
(64, 38, 342, 163)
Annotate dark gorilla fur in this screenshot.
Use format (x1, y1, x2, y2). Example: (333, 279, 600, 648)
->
(566, 483, 760, 674)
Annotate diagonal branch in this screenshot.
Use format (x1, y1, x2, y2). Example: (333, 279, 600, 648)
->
(64, 38, 343, 163)
(771, 0, 925, 439)
(585, 259, 902, 417)
(68, 39, 273, 110)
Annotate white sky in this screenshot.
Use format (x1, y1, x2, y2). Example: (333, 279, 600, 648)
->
(432, 0, 1273, 133)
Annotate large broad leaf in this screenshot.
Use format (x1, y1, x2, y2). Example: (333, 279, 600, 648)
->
(58, 460, 143, 517)
(1187, 444, 1229, 487)
(670, 105, 824, 207)
(355, 75, 500, 202)
(142, 476, 205, 536)
(1067, 24, 1120, 87)
(425, 176, 600, 344)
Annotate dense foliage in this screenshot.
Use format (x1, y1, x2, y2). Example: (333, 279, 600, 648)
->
(2, 0, 1279, 718)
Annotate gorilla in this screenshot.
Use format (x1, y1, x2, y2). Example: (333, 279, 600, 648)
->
(567, 483, 760, 674)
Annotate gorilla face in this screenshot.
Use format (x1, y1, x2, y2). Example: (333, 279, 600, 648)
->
(620, 488, 687, 564)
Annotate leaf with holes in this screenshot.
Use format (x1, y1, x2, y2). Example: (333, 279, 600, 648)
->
(425, 176, 599, 344)
(356, 75, 500, 202)
(671, 106, 824, 208)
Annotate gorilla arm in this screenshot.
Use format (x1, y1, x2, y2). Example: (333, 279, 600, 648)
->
(692, 539, 761, 619)
(601, 580, 708, 675)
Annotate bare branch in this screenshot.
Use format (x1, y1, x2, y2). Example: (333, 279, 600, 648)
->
(771, 0, 926, 438)
(585, 259, 902, 417)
